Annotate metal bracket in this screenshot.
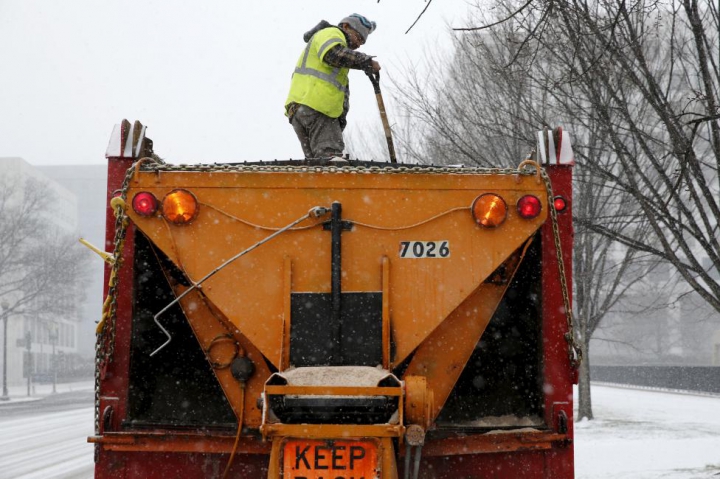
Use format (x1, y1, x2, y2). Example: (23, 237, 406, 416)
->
(322, 220, 353, 231)
(102, 406, 114, 433)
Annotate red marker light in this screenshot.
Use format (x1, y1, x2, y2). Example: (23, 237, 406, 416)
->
(553, 196, 568, 212)
(517, 195, 542, 219)
(132, 192, 159, 217)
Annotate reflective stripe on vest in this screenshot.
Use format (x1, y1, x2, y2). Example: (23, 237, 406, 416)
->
(293, 39, 347, 93)
(317, 38, 342, 61)
(285, 27, 349, 118)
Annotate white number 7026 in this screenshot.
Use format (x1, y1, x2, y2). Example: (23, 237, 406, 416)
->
(399, 241, 450, 258)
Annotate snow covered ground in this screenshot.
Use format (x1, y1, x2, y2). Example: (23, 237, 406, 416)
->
(575, 385, 720, 478)
(0, 406, 93, 479)
(0, 382, 717, 478)
(0, 381, 94, 479)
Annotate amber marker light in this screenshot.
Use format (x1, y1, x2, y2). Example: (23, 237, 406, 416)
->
(131, 192, 159, 217)
(472, 193, 508, 228)
(162, 189, 199, 225)
(517, 195, 542, 219)
(553, 195, 568, 213)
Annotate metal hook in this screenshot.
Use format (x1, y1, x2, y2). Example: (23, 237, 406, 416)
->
(149, 206, 330, 357)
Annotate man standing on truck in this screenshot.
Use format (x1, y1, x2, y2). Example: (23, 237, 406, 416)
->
(285, 14, 381, 159)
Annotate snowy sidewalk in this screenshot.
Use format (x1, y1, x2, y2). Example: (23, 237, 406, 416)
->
(0, 379, 94, 405)
(575, 384, 720, 478)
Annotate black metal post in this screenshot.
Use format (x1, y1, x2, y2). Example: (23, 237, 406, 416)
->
(1, 315, 8, 400)
(25, 331, 31, 397)
(330, 202, 343, 363)
(52, 340, 56, 394)
(45, 321, 59, 395)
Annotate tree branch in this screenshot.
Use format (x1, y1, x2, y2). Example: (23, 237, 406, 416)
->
(686, 112, 720, 125)
(453, 0, 535, 31)
(405, 0, 434, 34)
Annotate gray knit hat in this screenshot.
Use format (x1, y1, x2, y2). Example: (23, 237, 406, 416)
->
(340, 14, 376, 42)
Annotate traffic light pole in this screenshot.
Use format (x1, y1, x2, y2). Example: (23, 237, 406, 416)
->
(51, 339, 56, 394)
(25, 332, 32, 397)
(1, 314, 8, 400)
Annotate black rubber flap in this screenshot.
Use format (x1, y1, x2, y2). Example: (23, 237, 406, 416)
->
(290, 292, 383, 367)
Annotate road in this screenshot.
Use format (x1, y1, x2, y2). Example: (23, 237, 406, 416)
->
(0, 390, 93, 418)
(0, 384, 718, 478)
(0, 390, 94, 479)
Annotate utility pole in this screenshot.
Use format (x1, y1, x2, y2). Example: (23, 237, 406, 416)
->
(1, 300, 9, 401)
(47, 321, 58, 394)
(25, 331, 32, 397)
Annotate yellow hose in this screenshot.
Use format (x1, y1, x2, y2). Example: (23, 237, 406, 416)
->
(222, 385, 245, 479)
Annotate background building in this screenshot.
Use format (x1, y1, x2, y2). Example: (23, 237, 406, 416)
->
(0, 158, 89, 387)
(39, 165, 107, 358)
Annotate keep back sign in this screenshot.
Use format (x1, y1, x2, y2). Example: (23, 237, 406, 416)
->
(282, 439, 380, 479)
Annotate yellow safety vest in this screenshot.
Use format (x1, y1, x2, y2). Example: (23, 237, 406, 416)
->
(285, 27, 349, 119)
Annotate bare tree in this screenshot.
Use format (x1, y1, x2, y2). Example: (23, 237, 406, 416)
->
(370, 2, 675, 419)
(0, 174, 89, 329)
(352, 0, 719, 417)
(468, 0, 720, 314)
(571, 128, 669, 418)
(381, 29, 544, 167)
(395, 0, 720, 418)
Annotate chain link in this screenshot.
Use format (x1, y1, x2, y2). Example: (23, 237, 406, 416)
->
(93, 159, 579, 432)
(94, 157, 162, 434)
(138, 161, 530, 177)
(539, 168, 583, 369)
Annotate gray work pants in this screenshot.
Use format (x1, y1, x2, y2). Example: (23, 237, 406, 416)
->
(291, 105, 344, 158)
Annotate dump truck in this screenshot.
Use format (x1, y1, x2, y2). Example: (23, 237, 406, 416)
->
(89, 120, 579, 478)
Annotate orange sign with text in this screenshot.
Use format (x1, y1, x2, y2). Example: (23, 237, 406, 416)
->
(282, 439, 380, 479)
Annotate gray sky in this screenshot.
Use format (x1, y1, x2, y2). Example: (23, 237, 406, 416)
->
(0, 1, 474, 166)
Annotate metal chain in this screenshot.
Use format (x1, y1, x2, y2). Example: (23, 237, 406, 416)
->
(539, 167, 583, 369)
(138, 162, 529, 176)
(94, 157, 162, 434)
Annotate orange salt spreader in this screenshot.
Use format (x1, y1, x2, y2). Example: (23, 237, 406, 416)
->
(90, 120, 578, 479)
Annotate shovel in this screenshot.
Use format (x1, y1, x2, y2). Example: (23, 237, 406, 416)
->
(366, 71, 397, 163)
